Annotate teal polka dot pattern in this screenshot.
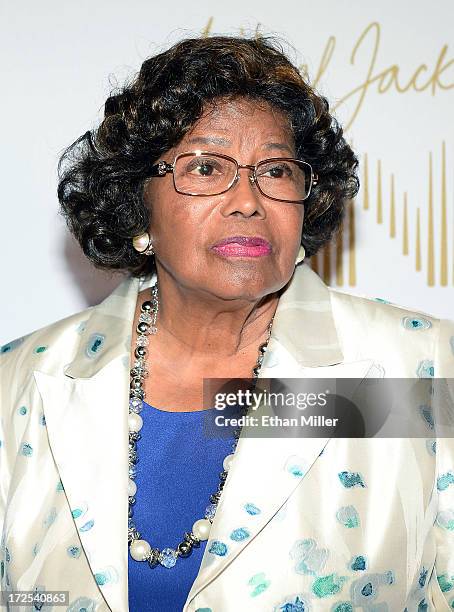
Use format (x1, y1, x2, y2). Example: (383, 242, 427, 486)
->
(338, 471, 366, 488)
(248, 572, 271, 597)
(437, 471, 454, 492)
(332, 603, 354, 612)
(33, 345, 48, 354)
(350, 555, 367, 571)
(0, 337, 24, 354)
(336, 506, 360, 528)
(20, 443, 33, 457)
(85, 333, 105, 358)
(402, 316, 432, 331)
(18, 406, 27, 416)
(67, 546, 81, 558)
(416, 360, 434, 378)
(208, 540, 228, 556)
(312, 574, 347, 598)
(230, 527, 250, 541)
(67, 597, 96, 612)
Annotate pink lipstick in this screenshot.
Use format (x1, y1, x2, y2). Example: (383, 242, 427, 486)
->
(211, 236, 272, 258)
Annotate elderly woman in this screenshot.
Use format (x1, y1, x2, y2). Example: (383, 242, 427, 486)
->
(1, 35, 454, 612)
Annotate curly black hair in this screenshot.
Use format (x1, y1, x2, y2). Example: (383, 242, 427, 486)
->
(58, 35, 359, 277)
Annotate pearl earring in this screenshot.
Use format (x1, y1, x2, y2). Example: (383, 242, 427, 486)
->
(132, 232, 155, 256)
(295, 245, 306, 265)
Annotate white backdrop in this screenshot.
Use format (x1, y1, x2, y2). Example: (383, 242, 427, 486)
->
(1, 0, 453, 345)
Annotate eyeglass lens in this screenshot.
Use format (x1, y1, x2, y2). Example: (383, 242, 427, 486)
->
(173, 153, 311, 201)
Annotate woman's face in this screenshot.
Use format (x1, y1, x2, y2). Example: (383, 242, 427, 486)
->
(144, 97, 305, 302)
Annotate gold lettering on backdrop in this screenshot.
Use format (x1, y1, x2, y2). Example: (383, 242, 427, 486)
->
(307, 22, 453, 130)
(201, 18, 453, 130)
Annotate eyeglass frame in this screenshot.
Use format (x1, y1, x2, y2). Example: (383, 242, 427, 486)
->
(149, 150, 319, 203)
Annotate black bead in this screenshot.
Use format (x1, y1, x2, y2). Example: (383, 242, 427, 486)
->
(177, 541, 193, 557)
(137, 322, 149, 334)
(128, 507, 134, 518)
(135, 346, 146, 358)
(141, 301, 153, 312)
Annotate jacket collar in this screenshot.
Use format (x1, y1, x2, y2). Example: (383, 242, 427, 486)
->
(63, 262, 344, 381)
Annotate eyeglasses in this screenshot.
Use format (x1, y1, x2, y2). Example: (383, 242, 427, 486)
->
(149, 151, 318, 203)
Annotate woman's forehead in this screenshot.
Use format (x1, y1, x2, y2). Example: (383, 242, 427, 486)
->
(179, 98, 294, 149)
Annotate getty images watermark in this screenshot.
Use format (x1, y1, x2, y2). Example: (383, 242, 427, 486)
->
(213, 387, 337, 429)
(201, 377, 454, 439)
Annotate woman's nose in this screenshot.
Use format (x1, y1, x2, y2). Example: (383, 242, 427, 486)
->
(220, 169, 266, 217)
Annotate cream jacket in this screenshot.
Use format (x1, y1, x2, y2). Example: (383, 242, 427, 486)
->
(1, 263, 454, 611)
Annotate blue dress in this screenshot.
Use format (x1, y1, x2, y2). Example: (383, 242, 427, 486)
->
(128, 402, 236, 611)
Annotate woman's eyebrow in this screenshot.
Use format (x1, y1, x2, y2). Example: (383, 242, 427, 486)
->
(263, 142, 294, 154)
(187, 136, 231, 147)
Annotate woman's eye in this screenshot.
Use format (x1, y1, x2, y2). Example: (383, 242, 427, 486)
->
(268, 166, 284, 178)
(186, 158, 220, 176)
(259, 164, 291, 179)
(197, 163, 214, 176)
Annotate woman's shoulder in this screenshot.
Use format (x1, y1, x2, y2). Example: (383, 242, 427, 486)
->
(328, 285, 454, 376)
(0, 306, 95, 375)
(329, 284, 442, 328)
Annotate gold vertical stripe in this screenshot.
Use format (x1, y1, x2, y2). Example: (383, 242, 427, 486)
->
(403, 192, 409, 255)
(377, 160, 383, 224)
(311, 252, 319, 275)
(323, 242, 331, 284)
(202, 17, 213, 36)
(349, 200, 356, 286)
(427, 152, 435, 286)
(336, 227, 344, 286)
(363, 153, 369, 210)
(390, 174, 396, 238)
(440, 141, 448, 285)
(416, 207, 421, 271)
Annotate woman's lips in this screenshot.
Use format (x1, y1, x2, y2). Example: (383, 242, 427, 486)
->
(211, 236, 272, 258)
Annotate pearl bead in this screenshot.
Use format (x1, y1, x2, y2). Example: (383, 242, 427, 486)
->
(223, 454, 235, 471)
(128, 412, 143, 432)
(130, 538, 151, 561)
(192, 518, 211, 541)
(128, 479, 137, 497)
(132, 234, 149, 252)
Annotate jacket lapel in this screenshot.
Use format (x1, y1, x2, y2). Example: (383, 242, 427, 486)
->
(183, 265, 376, 608)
